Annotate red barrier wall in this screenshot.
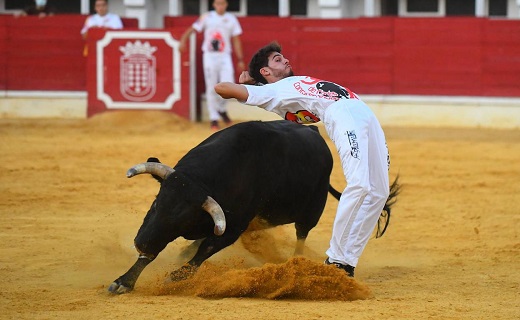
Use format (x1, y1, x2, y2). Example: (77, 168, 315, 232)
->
(393, 18, 484, 96)
(1, 16, 519, 98)
(1, 15, 86, 90)
(288, 18, 395, 94)
(165, 16, 520, 99)
(0, 16, 7, 91)
(0, 14, 137, 91)
(481, 19, 520, 96)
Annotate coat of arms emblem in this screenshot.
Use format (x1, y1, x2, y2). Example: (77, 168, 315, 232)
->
(119, 40, 157, 101)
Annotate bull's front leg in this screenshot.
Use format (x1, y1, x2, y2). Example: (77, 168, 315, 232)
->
(108, 256, 154, 294)
(169, 232, 241, 281)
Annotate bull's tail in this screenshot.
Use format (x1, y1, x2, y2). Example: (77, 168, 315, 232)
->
(328, 174, 401, 238)
(376, 175, 401, 238)
(328, 184, 342, 200)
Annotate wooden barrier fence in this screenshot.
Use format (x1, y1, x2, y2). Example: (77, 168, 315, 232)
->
(1, 15, 519, 98)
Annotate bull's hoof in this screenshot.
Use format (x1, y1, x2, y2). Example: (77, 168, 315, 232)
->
(108, 281, 133, 294)
(169, 265, 197, 281)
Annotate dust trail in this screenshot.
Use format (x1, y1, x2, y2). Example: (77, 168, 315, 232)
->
(157, 257, 372, 301)
(239, 228, 289, 264)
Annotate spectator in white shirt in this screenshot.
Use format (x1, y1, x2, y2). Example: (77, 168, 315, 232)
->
(81, 0, 123, 39)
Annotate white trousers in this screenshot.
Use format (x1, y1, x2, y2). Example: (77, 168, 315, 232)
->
(323, 99, 390, 267)
(203, 52, 235, 121)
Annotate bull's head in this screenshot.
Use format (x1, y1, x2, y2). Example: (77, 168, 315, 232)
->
(126, 161, 226, 258)
(127, 161, 226, 235)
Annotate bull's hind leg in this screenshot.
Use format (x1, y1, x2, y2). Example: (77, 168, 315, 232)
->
(293, 209, 323, 256)
(293, 188, 328, 256)
(294, 227, 310, 256)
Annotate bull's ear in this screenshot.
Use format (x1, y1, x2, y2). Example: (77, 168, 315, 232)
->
(147, 157, 163, 183)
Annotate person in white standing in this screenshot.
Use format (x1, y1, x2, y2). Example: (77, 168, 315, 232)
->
(81, 0, 123, 56)
(215, 42, 393, 277)
(180, 0, 245, 130)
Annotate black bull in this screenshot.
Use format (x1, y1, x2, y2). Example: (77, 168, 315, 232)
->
(108, 120, 399, 294)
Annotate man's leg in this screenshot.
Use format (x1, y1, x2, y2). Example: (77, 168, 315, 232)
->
(216, 54, 235, 125)
(324, 101, 390, 275)
(324, 102, 371, 270)
(341, 114, 389, 266)
(203, 53, 222, 128)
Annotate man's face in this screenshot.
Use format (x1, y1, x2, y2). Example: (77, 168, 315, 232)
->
(95, 0, 108, 16)
(213, 0, 228, 15)
(262, 52, 294, 82)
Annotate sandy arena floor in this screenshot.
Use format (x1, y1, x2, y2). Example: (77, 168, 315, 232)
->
(0, 111, 519, 319)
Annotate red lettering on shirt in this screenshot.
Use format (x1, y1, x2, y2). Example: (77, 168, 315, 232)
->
(293, 82, 307, 95)
(300, 77, 322, 85)
(285, 110, 320, 124)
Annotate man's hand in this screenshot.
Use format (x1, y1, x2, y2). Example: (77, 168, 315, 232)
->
(179, 27, 195, 53)
(179, 42, 186, 52)
(236, 61, 246, 72)
(239, 71, 256, 85)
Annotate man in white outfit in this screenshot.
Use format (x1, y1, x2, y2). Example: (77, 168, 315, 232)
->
(215, 42, 391, 277)
(180, 0, 245, 131)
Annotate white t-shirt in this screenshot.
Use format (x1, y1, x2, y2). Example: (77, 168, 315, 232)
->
(245, 76, 359, 124)
(81, 13, 123, 35)
(192, 11, 242, 54)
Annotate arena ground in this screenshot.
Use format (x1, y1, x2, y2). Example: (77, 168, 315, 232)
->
(1, 111, 519, 319)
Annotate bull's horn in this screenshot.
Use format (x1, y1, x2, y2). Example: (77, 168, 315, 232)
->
(202, 196, 226, 236)
(126, 162, 175, 179)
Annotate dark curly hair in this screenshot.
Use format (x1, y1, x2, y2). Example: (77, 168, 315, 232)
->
(248, 41, 282, 84)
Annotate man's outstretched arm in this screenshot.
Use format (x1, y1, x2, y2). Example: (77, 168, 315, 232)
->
(214, 82, 249, 101)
